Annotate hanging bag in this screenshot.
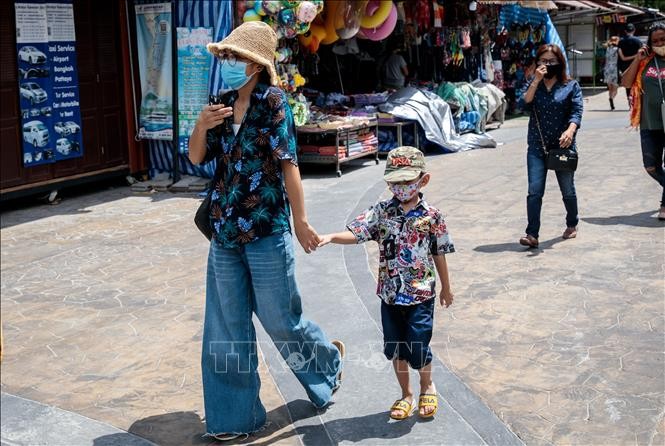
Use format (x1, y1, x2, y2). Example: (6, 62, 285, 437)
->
(533, 108, 578, 172)
(654, 57, 665, 130)
(194, 191, 213, 241)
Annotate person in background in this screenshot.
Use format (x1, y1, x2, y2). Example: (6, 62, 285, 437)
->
(604, 36, 620, 110)
(382, 42, 409, 90)
(188, 22, 344, 441)
(621, 22, 665, 221)
(618, 23, 643, 105)
(518, 44, 583, 248)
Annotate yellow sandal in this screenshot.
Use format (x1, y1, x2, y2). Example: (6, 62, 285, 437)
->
(389, 398, 414, 420)
(418, 394, 438, 418)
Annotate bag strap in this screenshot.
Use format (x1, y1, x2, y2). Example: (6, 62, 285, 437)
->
(532, 106, 549, 154)
(654, 57, 664, 103)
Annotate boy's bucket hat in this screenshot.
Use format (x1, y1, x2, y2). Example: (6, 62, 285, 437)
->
(207, 21, 279, 86)
(383, 146, 426, 183)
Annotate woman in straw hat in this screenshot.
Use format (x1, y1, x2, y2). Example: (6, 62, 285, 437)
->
(188, 21, 345, 441)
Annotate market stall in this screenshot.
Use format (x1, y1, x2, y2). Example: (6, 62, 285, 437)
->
(142, 0, 567, 179)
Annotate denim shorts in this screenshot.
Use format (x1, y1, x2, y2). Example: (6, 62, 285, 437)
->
(381, 298, 435, 369)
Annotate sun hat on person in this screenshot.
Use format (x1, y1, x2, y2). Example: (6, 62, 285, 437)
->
(383, 146, 426, 183)
(207, 21, 279, 86)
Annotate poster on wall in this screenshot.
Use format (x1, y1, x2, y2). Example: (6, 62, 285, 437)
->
(47, 1, 83, 162)
(135, 2, 173, 141)
(15, 0, 83, 167)
(176, 27, 212, 154)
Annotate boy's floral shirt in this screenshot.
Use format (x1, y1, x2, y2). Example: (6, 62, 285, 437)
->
(347, 195, 455, 305)
(203, 83, 297, 248)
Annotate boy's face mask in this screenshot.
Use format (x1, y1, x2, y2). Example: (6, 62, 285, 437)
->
(389, 179, 421, 202)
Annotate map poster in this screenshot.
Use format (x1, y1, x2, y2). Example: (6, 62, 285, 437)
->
(135, 2, 173, 141)
(176, 27, 212, 154)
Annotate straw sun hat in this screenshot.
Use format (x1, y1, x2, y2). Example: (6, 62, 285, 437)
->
(207, 21, 279, 86)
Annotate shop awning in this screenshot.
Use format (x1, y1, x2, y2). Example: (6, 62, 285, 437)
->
(478, 1, 558, 10)
(554, 0, 611, 11)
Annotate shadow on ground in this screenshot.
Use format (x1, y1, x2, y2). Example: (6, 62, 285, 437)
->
(583, 211, 665, 228)
(474, 236, 567, 255)
(93, 400, 421, 446)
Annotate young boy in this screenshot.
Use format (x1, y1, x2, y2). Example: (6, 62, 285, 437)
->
(319, 146, 455, 420)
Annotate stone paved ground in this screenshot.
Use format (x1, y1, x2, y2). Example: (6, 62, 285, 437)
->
(2, 89, 663, 446)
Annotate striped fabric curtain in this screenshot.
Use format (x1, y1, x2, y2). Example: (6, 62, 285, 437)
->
(146, 0, 233, 179)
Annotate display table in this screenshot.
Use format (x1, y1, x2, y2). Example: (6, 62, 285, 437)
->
(297, 118, 379, 177)
(378, 120, 420, 150)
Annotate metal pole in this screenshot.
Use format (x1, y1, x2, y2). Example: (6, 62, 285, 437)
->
(335, 54, 344, 95)
(171, 0, 180, 183)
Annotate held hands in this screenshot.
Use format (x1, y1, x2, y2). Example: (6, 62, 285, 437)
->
(559, 128, 575, 149)
(318, 234, 332, 248)
(439, 287, 454, 308)
(197, 104, 233, 131)
(533, 64, 547, 83)
(294, 220, 321, 254)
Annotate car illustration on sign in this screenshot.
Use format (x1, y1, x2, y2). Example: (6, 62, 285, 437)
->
(23, 120, 49, 148)
(20, 67, 50, 79)
(56, 138, 72, 155)
(20, 82, 48, 105)
(54, 121, 81, 136)
(18, 46, 47, 64)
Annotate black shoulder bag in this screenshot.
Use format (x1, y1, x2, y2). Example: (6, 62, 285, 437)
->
(194, 191, 213, 241)
(533, 108, 578, 172)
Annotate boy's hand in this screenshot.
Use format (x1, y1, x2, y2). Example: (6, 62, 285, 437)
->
(318, 234, 332, 247)
(294, 220, 321, 254)
(439, 288, 454, 308)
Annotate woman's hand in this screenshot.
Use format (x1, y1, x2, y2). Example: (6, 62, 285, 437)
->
(197, 104, 233, 131)
(636, 45, 651, 62)
(534, 64, 547, 83)
(559, 128, 575, 149)
(294, 220, 321, 254)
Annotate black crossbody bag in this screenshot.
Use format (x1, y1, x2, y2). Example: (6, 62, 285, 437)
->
(194, 191, 213, 241)
(533, 108, 578, 172)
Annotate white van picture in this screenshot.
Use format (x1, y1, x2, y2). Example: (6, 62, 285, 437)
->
(23, 120, 49, 148)
(20, 82, 48, 105)
(18, 46, 47, 64)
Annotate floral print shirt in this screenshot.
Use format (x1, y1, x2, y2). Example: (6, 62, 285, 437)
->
(347, 196, 455, 305)
(203, 83, 298, 248)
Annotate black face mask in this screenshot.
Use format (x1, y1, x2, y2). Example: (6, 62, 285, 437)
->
(545, 64, 562, 79)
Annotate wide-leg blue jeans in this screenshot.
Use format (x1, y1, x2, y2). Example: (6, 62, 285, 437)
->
(201, 232, 341, 435)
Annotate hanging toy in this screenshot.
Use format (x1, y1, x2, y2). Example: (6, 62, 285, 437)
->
(244, 9, 262, 22)
(335, 0, 369, 40)
(299, 21, 327, 52)
(262, 0, 282, 15)
(295, 1, 318, 24)
(360, 0, 392, 29)
(359, 2, 397, 42)
(321, 1, 340, 45)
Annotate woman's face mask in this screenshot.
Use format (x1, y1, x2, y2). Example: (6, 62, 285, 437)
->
(653, 45, 665, 57)
(220, 60, 256, 90)
(544, 63, 562, 79)
(389, 179, 421, 202)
